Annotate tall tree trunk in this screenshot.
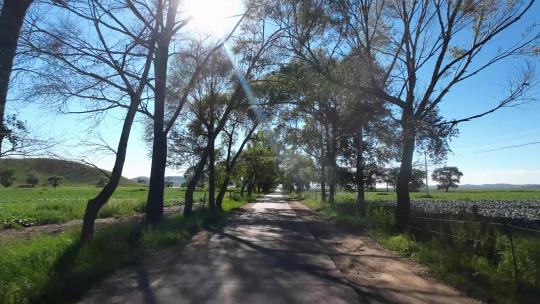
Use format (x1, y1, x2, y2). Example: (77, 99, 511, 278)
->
(319, 125, 327, 202)
(240, 176, 248, 196)
(247, 175, 255, 196)
(240, 171, 254, 196)
(184, 151, 208, 217)
(325, 125, 336, 204)
(81, 99, 139, 241)
(146, 51, 168, 224)
(328, 131, 337, 204)
(0, 0, 33, 155)
(145, 0, 180, 224)
(207, 132, 216, 210)
(145, 29, 172, 224)
(354, 128, 366, 216)
(216, 176, 229, 209)
(396, 119, 416, 230)
(320, 168, 326, 202)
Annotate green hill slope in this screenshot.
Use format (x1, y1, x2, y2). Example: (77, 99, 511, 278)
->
(0, 158, 135, 186)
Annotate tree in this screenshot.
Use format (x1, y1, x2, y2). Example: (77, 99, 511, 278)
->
(236, 135, 280, 196)
(409, 169, 426, 193)
(0, 168, 15, 187)
(383, 167, 400, 192)
(145, 3, 249, 223)
(47, 176, 61, 188)
(166, 6, 283, 216)
(23, 0, 158, 240)
(432, 166, 463, 192)
(0, 0, 34, 156)
(26, 173, 39, 187)
(363, 164, 384, 192)
(0, 0, 65, 158)
(97, 177, 108, 188)
(144, 0, 186, 224)
(215, 117, 258, 209)
(272, 0, 539, 229)
(282, 153, 316, 193)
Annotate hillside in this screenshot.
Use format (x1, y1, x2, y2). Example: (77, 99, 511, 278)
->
(0, 158, 135, 186)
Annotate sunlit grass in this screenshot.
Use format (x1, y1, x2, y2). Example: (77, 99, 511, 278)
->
(0, 196, 253, 303)
(0, 187, 209, 229)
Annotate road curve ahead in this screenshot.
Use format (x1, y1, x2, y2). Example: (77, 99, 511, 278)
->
(80, 193, 360, 304)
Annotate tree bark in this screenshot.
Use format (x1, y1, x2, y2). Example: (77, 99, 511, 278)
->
(0, 0, 33, 155)
(145, 12, 174, 224)
(396, 119, 416, 230)
(325, 125, 336, 204)
(247, 174, 255, 196)
(184, 151, 208, 217)
(319, 126, 327, 202)
(207, 132, 216, 210)
(320, 166, 326, 202)
(354, 128, 366, 216)
(145, 68, 167, 224)
(81, 98, 139, 241)
(216, 176, 229, 209)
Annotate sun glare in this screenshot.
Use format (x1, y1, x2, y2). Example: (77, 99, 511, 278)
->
(182, 0, 241, 37)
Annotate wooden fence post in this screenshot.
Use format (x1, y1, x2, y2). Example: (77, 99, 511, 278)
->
(507, 225, 519, 283)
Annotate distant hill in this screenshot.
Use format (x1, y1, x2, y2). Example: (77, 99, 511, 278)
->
(165, 176, 185, 187)
(131, 176, 150, 184)
(458, 184, 540, 190)
(131, 176, 185, 187)
(0, 158, 135, 186)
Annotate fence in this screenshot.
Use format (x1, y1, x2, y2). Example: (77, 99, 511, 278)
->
(394, 214, 540, 282)
(299, 190, 540, 287)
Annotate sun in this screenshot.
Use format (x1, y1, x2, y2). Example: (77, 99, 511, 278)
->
(181, 0, 241, 37)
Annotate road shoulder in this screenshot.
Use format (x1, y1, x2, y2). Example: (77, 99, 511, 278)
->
(289, 200, 479, 304)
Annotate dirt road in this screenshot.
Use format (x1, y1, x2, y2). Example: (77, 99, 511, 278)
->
(79, 193, 477, 304)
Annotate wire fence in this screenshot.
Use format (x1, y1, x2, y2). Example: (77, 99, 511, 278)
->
(299, 189, 540, 283)
(394, 213, 540, 282)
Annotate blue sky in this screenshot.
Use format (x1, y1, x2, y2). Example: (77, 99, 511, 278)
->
(423, 1, 540, 184)
(7, 1, 540, 184)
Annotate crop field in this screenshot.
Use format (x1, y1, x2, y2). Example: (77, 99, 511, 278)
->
(303, 189, 540, 202)
(0, 186, 213, 230)
(302, 190, 540, 222)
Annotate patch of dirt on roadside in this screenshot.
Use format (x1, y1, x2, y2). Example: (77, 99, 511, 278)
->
(0, 206, 184, 241)
(289, 201, 480, 304)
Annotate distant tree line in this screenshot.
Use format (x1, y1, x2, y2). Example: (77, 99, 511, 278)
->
(0, 168, 63, 188)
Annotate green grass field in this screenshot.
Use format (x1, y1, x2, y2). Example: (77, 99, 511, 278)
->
(0, 186, 217, 230)
(0, 197, 252, 304)
(301, 189, 540, 202)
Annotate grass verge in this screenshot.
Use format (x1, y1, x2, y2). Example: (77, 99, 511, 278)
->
(297, 194, 540, 304)
(0, 196, 254, 304)
(0, 187, 234, 229)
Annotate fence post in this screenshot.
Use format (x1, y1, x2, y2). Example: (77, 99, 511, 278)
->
(229, 191, 232, 200)
(507, 225, 519, 283)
